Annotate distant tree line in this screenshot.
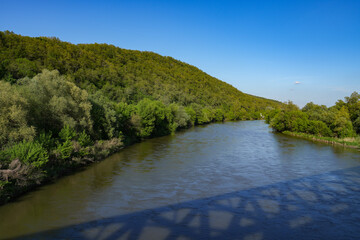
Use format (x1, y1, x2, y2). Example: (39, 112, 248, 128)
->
(267, 92, 360, 139)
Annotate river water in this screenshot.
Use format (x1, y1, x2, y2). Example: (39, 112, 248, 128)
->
(0, 121, 360, 239)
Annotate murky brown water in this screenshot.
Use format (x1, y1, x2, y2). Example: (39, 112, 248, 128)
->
(1, 121, 360, 239)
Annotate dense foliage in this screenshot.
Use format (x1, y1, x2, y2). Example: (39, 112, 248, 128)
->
(267, 92, 360, 140)
(0, 31, 281, 204)
(0, 31, 280, 113)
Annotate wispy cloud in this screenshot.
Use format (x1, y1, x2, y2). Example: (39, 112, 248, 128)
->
(294, 81, 301, 85)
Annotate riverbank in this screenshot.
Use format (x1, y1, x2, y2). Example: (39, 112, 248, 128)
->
(283, 131, 360, 150)
(0, 137, 125, 205)
(0, 121, 218, 206)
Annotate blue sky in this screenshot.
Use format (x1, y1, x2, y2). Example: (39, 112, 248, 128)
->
(1, 0, 359, 107)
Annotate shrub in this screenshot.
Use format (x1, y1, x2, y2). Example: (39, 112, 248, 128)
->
(55, 140, 73, 161)
(78, 130, 93, 147)
(307, 120, 332, 137)
(184, 106, 196, 126)
(93, 138, 123, 160)
(2, 141, 48, 168)
(135, 98, 169, 138)
(59, 125, 76, 141)
(36, 131, 55, 150)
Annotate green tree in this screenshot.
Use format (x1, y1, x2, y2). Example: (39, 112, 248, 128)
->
(134, 99, 169, 138)
(166, 103, 191, 133)
(332, 106, 355, 138)
(21, 70, 93, 134)
(345, 92, 360, 133)
(0, 81, 35, 146)
(307, 120, 332, 137)
(89, 92, 121, 140)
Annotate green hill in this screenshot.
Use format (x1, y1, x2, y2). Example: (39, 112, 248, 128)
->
(0, 31, 280, 112)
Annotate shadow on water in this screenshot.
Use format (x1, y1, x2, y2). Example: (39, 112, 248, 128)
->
(14, 166, 360, 240)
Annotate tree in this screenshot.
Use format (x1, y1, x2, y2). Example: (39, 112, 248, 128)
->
(332, 106, 355, 138)
(21, 70, 93, 134)
(134, 99, 169, 138)
(353, 117, 360, 134)
(307, 120, 332, 137)
(0, 81, 35, 146)
(284, 101, 299, 111)
(166, 103, 191, 132)
(89, 92, 120, 140)
(345, 92, 360, 133)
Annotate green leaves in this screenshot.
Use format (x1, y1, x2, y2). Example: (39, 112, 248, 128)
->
(23, 70, 93, 134)
(1, 141, 48, 168)
(59, 125, 76, 142)
(55, 140, 73, 161)
(0, 81, 35, 146)
(269, 95, 360, 139)
(1, 31, 281, 128)
(78, 131, 93, 147)
(332, 106, 355, 138)
(135, 99, 167, 138)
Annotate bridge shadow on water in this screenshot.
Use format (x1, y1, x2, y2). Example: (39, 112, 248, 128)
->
(15, 166, 360, 240)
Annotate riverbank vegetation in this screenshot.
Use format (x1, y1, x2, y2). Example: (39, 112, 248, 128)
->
(0, 31, 281, 204)
(266, 92, 360, 149)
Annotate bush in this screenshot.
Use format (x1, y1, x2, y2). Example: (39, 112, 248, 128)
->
(135, 98, 169, 138)
(54, 125, 77, 160)
(78, 130, 93, 147)
(93, 138, 123, 160)
(184, 106, 196, 126)
(59, 125, 76, 141)
(166, 104, 191, 133)
(270, 112, 286, 132)
(354, 116, 360, 134)
(36, 131, 55, 151)
(307, 120, 332, 137)
(292, 118, 309, 133)
(2, 141, 48, 168)
(214, 108, 225, 122)
(89, 92, 119, 140)
(55, 140, 73, 161)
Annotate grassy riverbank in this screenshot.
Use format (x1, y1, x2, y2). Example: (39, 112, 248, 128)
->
(283, 131, 360, 150)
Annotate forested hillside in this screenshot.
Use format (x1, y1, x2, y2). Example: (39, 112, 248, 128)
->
(0, 31, 279, 112)
(0, 31, 281, 204)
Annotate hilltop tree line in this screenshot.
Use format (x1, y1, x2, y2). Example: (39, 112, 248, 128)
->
(0, 31, 281, 203)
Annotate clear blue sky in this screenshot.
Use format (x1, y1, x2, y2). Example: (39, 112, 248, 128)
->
(1, 0, 359, 107)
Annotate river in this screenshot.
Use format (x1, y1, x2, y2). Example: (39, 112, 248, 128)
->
(0, 121, 360, 239)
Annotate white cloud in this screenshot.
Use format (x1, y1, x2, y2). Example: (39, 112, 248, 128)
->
(294, 81, 301, 84)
